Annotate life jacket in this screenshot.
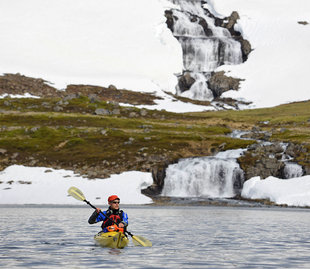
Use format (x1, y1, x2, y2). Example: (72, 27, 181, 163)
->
(102, 208, 124, 230)
(106, 224, 124, 233)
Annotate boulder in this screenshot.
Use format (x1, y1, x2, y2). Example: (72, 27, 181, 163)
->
(207, 71, 242, 98)
(177, 72, 196, 93)
(95, 108, 110, 115)
(141, 160, 177, 196)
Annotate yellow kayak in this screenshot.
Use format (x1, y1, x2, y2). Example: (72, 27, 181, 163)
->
(94, 232, 129, 249)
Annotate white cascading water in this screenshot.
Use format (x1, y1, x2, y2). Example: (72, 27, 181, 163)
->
(168, 0, 243, 100)
(280, 143, 304, 179)
(161, 149, 245, 198)
(283, 163, 303, 179)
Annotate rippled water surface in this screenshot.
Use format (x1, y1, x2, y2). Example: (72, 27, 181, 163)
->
(1, 205, 310, 268)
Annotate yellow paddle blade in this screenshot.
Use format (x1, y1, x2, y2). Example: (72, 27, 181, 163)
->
(68, 186, 86, 201)
(132, 235, 152, 247)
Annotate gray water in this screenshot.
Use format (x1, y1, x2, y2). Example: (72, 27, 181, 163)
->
(1, 205, 310, 268)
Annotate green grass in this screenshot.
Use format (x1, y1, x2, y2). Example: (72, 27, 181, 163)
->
(0, 96, 309, 174)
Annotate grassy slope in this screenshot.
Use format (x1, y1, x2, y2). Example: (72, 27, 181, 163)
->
(0, 97, 309, 177)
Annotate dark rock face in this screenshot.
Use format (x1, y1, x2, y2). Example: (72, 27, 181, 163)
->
(177, 72, 196, 93)
(240, 153, 285, 180)
(207, 71, 243, 98)
(237, 142, 309, 181)
(198, 18, 213, 36)
(224, 11, 240, 32)
(238, 39, 252, 61)
(164, 10, 175, 32)
(285, 143, 310, 174)
(142, 160, 177, 196)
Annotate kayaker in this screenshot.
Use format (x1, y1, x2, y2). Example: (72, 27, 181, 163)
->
(88, 195, 128, 233)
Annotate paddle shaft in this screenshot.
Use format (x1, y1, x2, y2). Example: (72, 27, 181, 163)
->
(83, 199, 119, 226)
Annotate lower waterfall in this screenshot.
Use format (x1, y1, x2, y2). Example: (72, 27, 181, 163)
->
(161, 149, 245, 198)
(283, 163, 303, 179)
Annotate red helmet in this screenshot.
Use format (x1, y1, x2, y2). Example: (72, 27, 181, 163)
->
(108, 195, 120, 202)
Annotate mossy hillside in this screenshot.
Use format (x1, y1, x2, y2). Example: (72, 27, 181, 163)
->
(194, 100, 310, 127)
(0, 118, 246, 165)
(192, 100, 310, 143)
(0, 96, 309, 178)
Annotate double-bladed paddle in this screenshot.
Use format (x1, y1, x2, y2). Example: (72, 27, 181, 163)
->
(67, 186, 152, 247)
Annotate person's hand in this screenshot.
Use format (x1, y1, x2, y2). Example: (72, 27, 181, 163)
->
(96, 208, 101, 213)
(118, 222, 124, 228)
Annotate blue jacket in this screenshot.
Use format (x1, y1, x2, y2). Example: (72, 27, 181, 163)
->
(88, 208, 128, 232)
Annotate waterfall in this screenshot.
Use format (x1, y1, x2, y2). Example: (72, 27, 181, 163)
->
(283, 163, 303, 179)
(161, 149, 245, 198)
(167, 0, 243, 100)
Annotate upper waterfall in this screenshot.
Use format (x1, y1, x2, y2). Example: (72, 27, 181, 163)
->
(166, 0, 243, 101)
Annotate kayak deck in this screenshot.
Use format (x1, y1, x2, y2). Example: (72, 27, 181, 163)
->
(94, 231, 129, 249)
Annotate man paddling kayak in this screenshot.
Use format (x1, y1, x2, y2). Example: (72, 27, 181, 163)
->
(88, 195, 128, 233)
(68, 187, 151, 247)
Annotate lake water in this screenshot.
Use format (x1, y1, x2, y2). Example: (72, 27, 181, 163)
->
(1, 205, 310, 268)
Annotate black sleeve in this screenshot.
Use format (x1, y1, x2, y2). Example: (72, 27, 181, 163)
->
(88, 210, 99, 224)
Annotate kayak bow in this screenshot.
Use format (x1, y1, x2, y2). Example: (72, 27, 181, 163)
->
(94, 231, 129, 249)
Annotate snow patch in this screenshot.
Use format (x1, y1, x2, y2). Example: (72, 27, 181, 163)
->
(241, 175, 310, 207)
(0, 165, 153, 205)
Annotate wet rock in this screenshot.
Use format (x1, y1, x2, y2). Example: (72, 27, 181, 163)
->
(221, 11, 252, 61)
(177, 72, 196, 93)
(207, 71, 243, 98)
(198, 18, 213, 36)
(238, 38, 252, 61)
(142, 167, 166, 196)
(142, 160, 177, 196)
(164, 10, 175, 32)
